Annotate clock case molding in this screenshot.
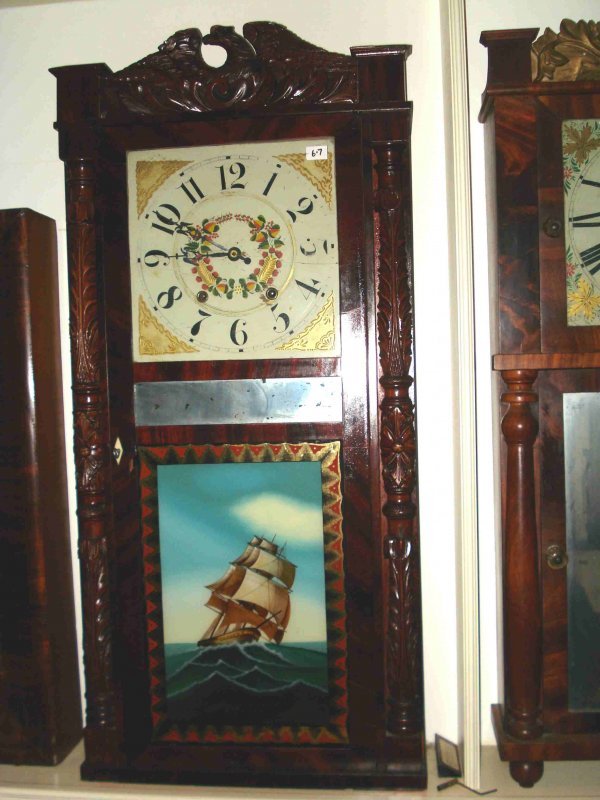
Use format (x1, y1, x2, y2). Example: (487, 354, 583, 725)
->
(51, 22, 426, 787)
(480, 19, 600, 789)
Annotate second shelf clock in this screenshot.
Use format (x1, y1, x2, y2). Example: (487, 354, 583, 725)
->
(480, 18, 600, 788)
(52, 21, 426, 787)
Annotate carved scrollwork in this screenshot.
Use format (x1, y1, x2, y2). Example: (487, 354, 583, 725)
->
(74, 402, 106, 501)
(66, 162, 101, 386)
(374, 142, 422, 736)
(380, 387, 417, 499)
(65, 158, 115, 732)
(66, 160, 108, 511)
(532, 19, 600, 82)
(79, 537, 115, 728)
(106, 22, 357, 115)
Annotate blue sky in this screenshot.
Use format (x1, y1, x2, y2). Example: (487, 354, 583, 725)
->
(157, 461, 328, 644)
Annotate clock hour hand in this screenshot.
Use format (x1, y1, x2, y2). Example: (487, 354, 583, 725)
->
(207, 246, 251, 265)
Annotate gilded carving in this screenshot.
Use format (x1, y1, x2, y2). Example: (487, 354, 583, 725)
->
(532, 19, 600, 82)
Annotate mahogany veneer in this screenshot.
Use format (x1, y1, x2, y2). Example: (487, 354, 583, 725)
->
(0, 208, 82, 765)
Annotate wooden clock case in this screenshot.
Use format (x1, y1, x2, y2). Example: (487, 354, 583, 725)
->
(51, 22, 426, 787)
(480, 20, 600, 788)
(0, 209, 82, 765)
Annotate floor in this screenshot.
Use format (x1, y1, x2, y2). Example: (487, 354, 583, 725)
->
(0, 744, 599, 800)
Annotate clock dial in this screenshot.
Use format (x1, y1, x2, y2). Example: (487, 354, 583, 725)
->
(128, 140, 340, 361)
(563, 119, 600, 326)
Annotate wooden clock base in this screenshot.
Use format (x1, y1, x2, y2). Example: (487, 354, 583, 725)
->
(79, 749, 427, 790)
(492, 705, 600, 788)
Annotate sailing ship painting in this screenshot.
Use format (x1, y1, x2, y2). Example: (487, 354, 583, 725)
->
(155, 455, 332, 728)
(198, 536, 296, 647)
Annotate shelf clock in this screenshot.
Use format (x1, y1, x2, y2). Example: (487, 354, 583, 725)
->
(52, 22, 426, 787)
(480, 19, 600, 788)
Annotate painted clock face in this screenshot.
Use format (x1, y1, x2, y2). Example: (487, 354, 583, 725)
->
(563, 119, 600, 327)
(128, 139, 340, 361)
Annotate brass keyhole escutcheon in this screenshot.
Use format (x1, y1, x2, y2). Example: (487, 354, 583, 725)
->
(546, 544, 568, 570)
(113, 436, 124, 465)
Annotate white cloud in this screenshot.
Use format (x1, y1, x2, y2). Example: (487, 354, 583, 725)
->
(232, 493, 322, 544)
(286, 593, 327, 643)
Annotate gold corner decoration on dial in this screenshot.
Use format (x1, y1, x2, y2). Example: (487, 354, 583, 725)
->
(128, 139, 341, 362)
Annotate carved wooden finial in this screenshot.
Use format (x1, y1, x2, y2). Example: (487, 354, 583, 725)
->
(532, 19, 600, 82)
(107, 22, 357, 114)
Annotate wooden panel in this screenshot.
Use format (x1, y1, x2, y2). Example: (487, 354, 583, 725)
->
(0, 209, 81, 765)
(490, 95, 541, 354)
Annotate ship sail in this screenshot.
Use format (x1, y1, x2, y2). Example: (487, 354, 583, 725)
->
(197, 536, 296, 648)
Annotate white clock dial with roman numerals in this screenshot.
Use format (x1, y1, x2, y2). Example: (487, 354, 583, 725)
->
(563, 119, 600, 326)
(128, 139, 340, 361)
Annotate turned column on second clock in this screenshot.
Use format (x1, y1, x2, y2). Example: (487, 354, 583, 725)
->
(500, 369, 543, 744)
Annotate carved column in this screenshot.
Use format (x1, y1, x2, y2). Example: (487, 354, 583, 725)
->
(500, 369, 543, 787)
(65, 159, 120, 757)
(374, 141, 422, 737)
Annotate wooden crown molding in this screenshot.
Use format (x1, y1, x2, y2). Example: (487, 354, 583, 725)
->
(106, 22, 358, 115)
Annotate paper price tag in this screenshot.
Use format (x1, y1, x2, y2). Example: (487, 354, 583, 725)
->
(305, 145, 328, 161)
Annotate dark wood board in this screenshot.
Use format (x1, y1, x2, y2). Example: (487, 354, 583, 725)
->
(0, 208, 82, 765)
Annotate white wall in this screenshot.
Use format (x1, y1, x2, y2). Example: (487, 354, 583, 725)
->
(464, 0, 600, 746)
(0, 0, 458, 743)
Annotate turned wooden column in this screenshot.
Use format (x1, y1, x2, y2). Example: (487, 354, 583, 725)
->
(374, 141, 423, 738)
(64, 158, 121, 763)
(500, 369, 543, 787)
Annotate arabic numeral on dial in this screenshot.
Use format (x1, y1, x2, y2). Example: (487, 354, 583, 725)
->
(300, 238, 336, 256)
(143, 249, 170, 267)
(287, 196, 315, 223)
(149, 203, 181, 235)
(219, 162, 246, 190)
(157, 286, 183, 309)
(270, 303, 290, 333)
(263, 171, 279, 196)
(190, 308, 212, 337)
(230, 318, 248, 347)
(295, 278, 321, 299)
